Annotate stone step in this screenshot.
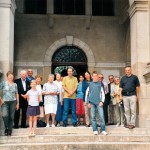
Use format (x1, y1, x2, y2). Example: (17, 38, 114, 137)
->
(0, 142, 150, 150)
(1, 134, 150, 144)
(5, 126, 150, 136)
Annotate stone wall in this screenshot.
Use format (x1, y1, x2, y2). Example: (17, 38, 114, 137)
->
(14, 14, 128, 82)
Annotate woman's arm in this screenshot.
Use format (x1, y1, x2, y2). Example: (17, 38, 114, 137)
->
(16, 94, 19, 110)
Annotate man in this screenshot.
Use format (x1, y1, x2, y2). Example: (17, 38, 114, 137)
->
(98, 74, 110, 125)
(108, 75, 115, 125)
(26, 69, 34, 82)
(86, 71, 107, 135)
(62, 67, 78, 127)
(14, 70, 30, 128)
(120, 66, 140, 129)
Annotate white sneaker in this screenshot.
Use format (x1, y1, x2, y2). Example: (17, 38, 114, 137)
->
(57, 123, 61, 127)
(120, 124, 124, 127)
(46, 124, 50, 127)
(52, 124, 55, 127)
(101, 131, 108, 135)
(93, 131, 98, 135)
(116, 124, 120, 127)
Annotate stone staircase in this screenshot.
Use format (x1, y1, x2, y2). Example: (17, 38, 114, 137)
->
(0, 126, 150, 150)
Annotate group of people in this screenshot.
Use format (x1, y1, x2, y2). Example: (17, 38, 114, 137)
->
(0, 66, 140, 136)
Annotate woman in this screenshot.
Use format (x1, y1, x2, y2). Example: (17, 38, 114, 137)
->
(0, 71, 19, 136)
(35, 74, 44, 120)
(110, 77, 126, 127)
(42, 74, 59, 127)
(54, 73, 64, 127)
(76, 75, 85, 125)
(82, 71, 92, 127)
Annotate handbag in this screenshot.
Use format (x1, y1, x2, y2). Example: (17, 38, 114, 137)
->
(37, 120, 46, 127)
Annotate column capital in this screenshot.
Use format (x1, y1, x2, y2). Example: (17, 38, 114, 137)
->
(128, 0, 148, 19)
(0, 0, 16, 15)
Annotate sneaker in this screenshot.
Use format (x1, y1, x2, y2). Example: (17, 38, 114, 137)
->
(93, 131, 98, 135)
(57, 123, 61, 127)
(46, 124, 50, 127)
(128, 125, 135, 129)
(120, 124, 124, 127)
(101, 131, 108, 135)
(51, 124, 55, 127)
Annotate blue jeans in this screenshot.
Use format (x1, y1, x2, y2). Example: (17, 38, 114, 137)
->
(63, 98, 77, 125)
(91, 103, 106, 131)
(1, 101, 16, 130)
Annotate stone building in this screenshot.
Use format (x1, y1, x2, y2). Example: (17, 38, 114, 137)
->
(0, 0, 150, 128)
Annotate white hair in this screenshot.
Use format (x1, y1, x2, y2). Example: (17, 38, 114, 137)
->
(48, 74, 54, 78)
(20, 70, 27, 75)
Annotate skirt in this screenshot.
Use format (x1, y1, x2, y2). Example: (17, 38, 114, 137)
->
(76, 98, 85, 115)
(44, 103, 57, 115)
(26, 105, 40, 116)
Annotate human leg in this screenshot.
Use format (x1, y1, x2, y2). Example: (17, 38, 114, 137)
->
(90, 104, 98, 131)
(123, 96, 130, 126)
(84, 102, 90, 126)
(130, 96, 136, 127)
(71, 99, 77, 125)
(62, 98, 69, 126)
(97, 105, 106, 131)
(8, 101, 16, 135)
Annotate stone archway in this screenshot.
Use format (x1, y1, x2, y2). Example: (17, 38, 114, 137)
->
(44, 36, 96, 68)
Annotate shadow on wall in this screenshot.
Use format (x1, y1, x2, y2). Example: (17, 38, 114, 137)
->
(0, 70, 4, 135)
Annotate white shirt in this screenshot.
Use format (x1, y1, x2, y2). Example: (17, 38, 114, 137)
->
(21, 80, 26, 91)
(53, 80, 64, 102)
(43, 82, 59, 105)
(36, 84, 42, 102)
(27, 89, 40, 106)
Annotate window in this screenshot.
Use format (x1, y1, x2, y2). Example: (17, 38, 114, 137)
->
(54, 0, 85, 15)
(92, 0, 114, 16)
(25, 0, 47, 14)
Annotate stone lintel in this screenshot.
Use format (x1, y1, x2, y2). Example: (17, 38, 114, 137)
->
(143, 63, 150, 83)
(128, 0, 148, 19)
(0, 0, 16, 15)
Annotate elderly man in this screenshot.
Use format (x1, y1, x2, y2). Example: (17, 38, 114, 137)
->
(120, 66, 140, 129)
(14, 70, 30, 128)
(26, 69, 34, 82)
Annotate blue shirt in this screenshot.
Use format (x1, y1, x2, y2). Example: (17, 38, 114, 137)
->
(88, 81, 102, 105)
(26, 76, 34, 82)
(0, 81, 18, 102)
(76, 82, 84, 99)
(82, 79, 92, 101)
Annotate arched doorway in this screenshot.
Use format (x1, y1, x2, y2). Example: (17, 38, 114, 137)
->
(52, 45, 87, 77)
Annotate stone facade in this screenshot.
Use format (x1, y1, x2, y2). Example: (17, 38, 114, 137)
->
(1, 0, 150, 130)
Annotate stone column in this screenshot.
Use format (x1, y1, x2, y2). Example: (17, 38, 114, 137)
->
(0, 0, 16, 79)
(85, 0, 92, 15)
(0, 0, 16, 134)
(128, 0, 150, 127)
(85, 0, 92, 29)
(47, 0, 54, 28)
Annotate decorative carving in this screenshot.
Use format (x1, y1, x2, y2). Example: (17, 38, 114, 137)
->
(52, 46, 87, 63)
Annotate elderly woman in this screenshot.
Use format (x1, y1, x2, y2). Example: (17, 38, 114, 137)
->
(0, 71, 19, 136)
(42, 74, 59, 127)
(110, 77, 126, 127)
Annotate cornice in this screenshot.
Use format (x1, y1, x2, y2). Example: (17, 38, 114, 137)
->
(128, 0, 148, 19)
(0, 0, 16, 15)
